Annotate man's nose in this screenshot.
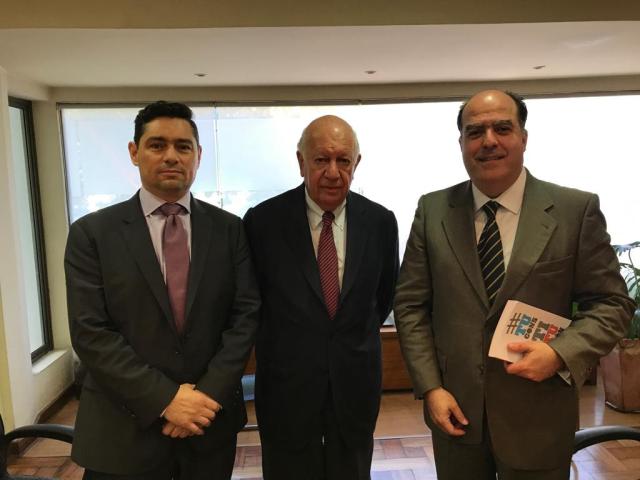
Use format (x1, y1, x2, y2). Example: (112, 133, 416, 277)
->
(163, 144, 180, 162)
(482, 128, 498, 147)
(324, 160, 340, 178)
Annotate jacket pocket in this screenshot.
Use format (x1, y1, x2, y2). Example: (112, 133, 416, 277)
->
(531, 255, 573, 276)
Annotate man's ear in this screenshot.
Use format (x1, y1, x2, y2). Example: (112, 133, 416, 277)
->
(353, 154, 362, 173)
(128, 141, 139, 166)
(522, 129, 528, 151)
(296, 151, 305, 177)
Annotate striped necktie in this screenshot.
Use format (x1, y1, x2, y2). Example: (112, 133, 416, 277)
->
(318, 211, 340, 319)
(477, 201, 505, 305)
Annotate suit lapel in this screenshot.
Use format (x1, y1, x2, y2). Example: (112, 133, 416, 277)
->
(442, 182, 489, 308)
(184, 196, 213, 324)
(283, 185, 324, 303)
(282, 186, 366, 311)
(340, 193, 368, 302)
(120, 193, 174, 327)
(489, 174, 557, 316)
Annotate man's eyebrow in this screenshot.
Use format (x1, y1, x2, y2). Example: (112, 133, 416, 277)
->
(144, 136, 167, 143)
(493, 120, 514, 127)
(463, 123, 484, 132)
(464, 119, 514, 131)
(144, 136, 193, 143)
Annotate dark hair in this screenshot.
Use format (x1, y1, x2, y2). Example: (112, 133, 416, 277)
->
(456, 90, 528, 132)
(133, 101, 199, 146)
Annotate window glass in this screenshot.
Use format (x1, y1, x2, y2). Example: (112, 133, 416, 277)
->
(61, 106, 217, 219)
(9, 103, 49, 357)
(61, 96, 640, 253)
(525, 96, 638, 244)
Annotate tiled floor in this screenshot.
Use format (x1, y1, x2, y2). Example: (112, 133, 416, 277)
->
(7, 375, 640, 479)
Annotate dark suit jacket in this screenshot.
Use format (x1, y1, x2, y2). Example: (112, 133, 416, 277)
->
(65, 192, 260, 474)
(243, 184, 399, 448)
(394, 172, 635, 470)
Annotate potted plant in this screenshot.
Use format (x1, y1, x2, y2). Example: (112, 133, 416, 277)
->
(599, 241, 640, 412)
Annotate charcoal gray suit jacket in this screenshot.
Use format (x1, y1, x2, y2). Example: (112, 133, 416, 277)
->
(65, 192, 260, 474)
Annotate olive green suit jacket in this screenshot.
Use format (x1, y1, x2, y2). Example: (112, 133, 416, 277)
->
(394, 172, 634, 470)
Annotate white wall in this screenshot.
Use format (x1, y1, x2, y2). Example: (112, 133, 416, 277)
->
(8, 73, 49, 101)
(0, 67, 73, 430)
(0, 286, 14, 429)
(33, 100, 72, 353)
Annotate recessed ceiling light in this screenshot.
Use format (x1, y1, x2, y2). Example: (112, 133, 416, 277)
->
(365, 70, 376, 75)
(533, 65, 546, 70)
(194, 73, 207, 77)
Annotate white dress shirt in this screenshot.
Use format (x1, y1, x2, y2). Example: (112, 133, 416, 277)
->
(305, 189, 347, 288)
(472, 168, 527, 269)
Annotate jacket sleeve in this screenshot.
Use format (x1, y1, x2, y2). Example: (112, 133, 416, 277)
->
(194, 219, 260, 408)
(393, 196, 443, 397)
(66, 219, 178, 428)
(549, 194, 636, 387)
(376, 210, 399, 324)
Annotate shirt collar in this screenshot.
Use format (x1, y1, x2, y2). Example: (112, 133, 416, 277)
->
(304, 188, 346, 231)
(139, 186, 191, 217)
(472, 168, 526, 215)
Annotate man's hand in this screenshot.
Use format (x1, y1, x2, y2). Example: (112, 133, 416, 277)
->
(424, 387, 468, 437)
(162, 383, 221, 435)
(505, 342, 564, 382)
(162, 421, 193, 438)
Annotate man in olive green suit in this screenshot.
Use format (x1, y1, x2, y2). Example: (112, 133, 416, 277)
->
(394, 90, 634, 480)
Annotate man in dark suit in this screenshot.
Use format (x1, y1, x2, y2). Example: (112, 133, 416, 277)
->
(65, 101, 260, 480)
(243, 115, 399, 480)
(394, 90, 635, 479)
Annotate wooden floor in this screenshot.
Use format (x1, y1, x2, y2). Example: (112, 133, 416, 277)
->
(8, 376, 640, 479)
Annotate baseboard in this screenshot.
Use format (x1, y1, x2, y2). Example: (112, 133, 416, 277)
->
(36, 384, 76, 424)
(7, 384, 76, 457)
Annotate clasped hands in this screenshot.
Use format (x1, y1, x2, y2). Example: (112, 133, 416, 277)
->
(162, 383, 221, 439)
(425, 342, 563, 437)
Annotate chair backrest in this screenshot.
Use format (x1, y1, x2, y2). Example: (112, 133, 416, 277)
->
(0, 414, 74, 479)
(1, 412, 7, 479)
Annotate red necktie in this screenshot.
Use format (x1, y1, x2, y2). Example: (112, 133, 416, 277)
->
(159, 203, 190, 333)
(318, 211, 340, 319)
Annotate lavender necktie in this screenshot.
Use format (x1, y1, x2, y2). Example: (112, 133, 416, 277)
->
(318, 211, 340, 319)
(159, 203, 190, 334)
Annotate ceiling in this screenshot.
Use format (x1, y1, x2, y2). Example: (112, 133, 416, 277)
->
(3, 0, 640, 28)
(1, 0, 640, 89)
(0, 22, 639, 88)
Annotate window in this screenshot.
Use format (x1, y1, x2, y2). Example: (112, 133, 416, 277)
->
(61, 106, 219, 221)
(61, 95, 640, 253)
(9, 98, 52, 361)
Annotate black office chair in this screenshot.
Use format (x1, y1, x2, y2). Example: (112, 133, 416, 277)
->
(1, 413, 74, 479)
(574, 425, 640, 453)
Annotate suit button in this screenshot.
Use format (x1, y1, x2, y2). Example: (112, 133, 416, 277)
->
(174, 350, 181, 355)
(478, 365, 485, 375)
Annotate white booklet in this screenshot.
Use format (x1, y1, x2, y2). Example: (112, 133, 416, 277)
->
(489, 300, 571, 363)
